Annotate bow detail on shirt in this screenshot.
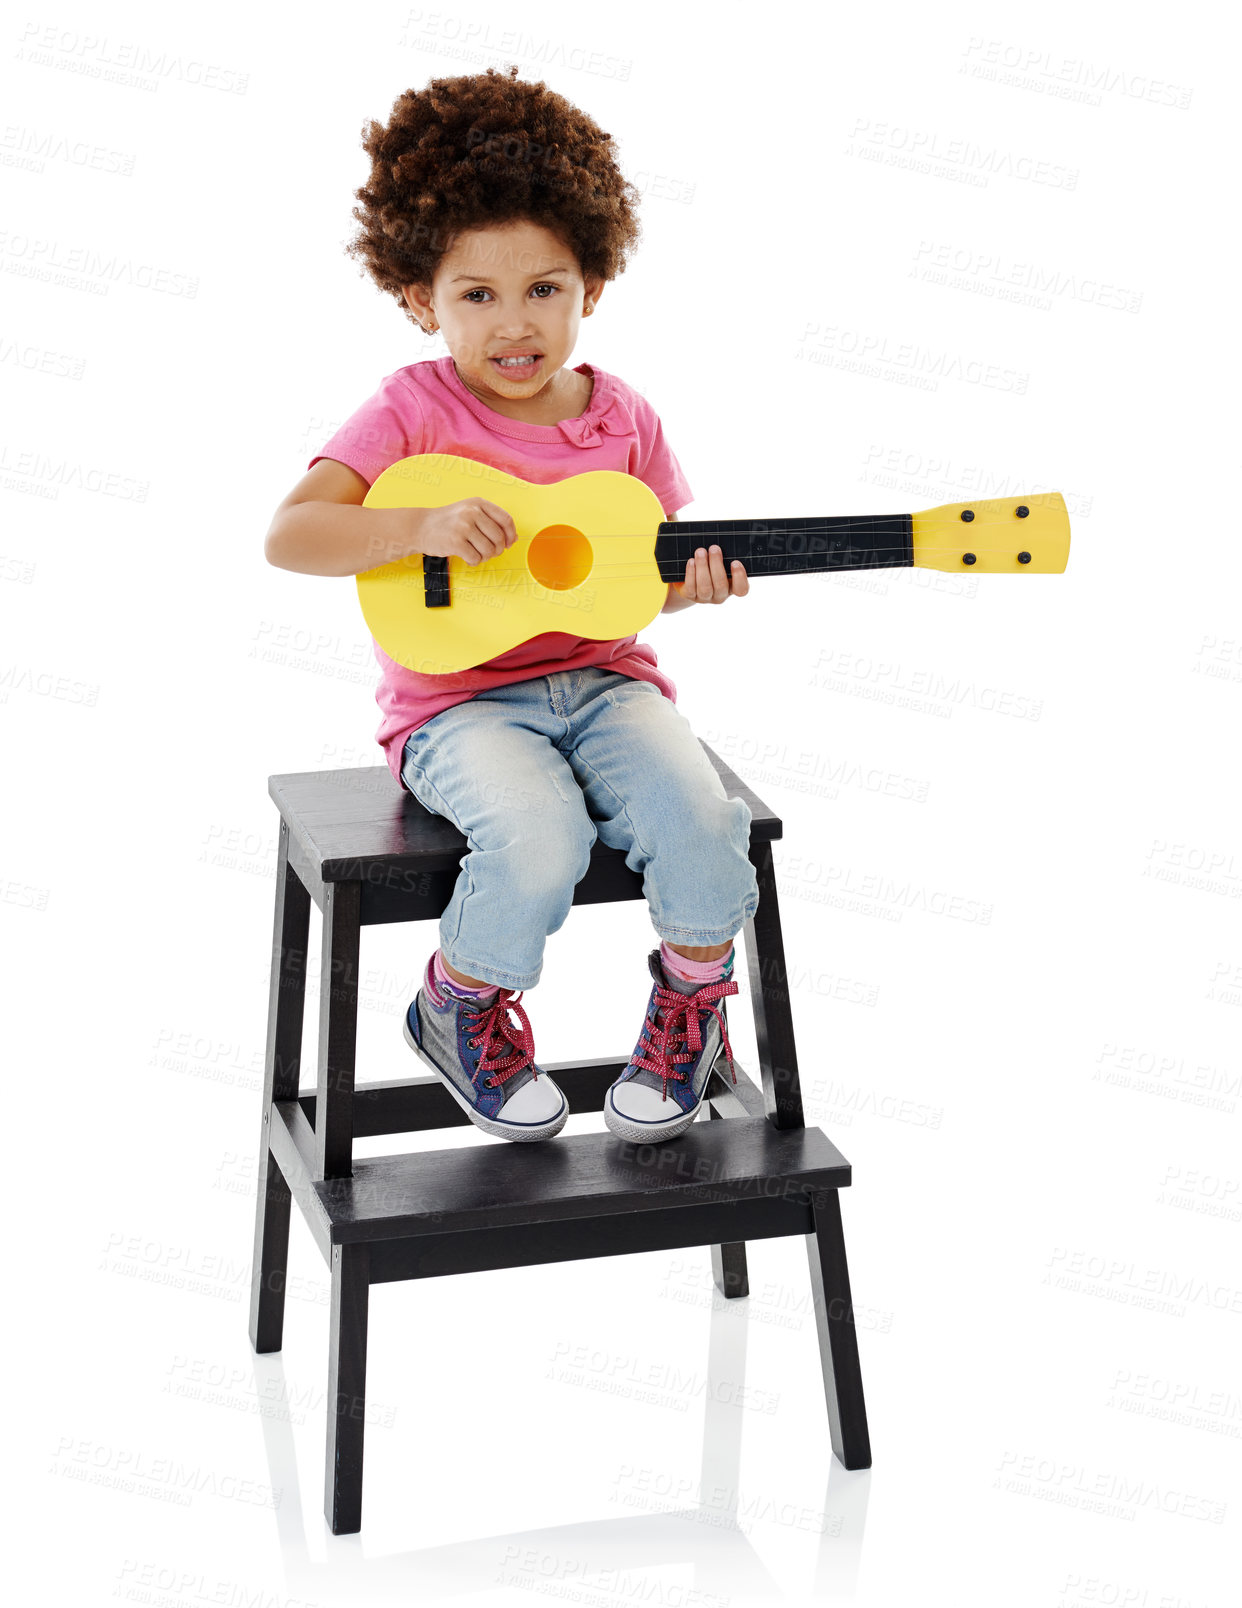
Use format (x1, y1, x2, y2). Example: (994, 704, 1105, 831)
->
(555, 411, 626, 449)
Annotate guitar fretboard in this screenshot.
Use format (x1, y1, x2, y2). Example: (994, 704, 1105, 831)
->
(654, 514, 914, 580)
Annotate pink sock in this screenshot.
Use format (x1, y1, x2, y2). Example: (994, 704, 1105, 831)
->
(430, 948, 499, 1004)
(661, 939, 734, 985)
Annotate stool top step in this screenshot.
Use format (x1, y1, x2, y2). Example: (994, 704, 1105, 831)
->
(311, 1116, 848, 1244)
(269, 748, 781, 881)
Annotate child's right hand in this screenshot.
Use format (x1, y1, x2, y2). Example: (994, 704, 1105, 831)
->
(414, 499, 517, 566)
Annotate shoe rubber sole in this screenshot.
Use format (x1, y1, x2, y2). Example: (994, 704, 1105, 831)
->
(402, 1011, 569, 1143)
(602, 1064, 720, 1144)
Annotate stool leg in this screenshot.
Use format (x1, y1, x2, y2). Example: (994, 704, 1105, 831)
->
(313, 880, 361, 1180)
(707, 1101, 749, 1298)
(742, 841, 805, 1129)
(805, 1188, 871, 1470)
(325, 1242, 370, 1535)
(249, 819, 311, 1354)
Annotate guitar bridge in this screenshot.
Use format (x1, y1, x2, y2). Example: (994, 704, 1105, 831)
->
(423, 555, 451, 608)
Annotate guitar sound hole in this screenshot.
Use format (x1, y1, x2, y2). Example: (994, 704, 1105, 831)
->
(528, 525, 592, 591)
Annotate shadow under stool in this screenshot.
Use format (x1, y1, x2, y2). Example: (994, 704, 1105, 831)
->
(248, 749, 872, 1534)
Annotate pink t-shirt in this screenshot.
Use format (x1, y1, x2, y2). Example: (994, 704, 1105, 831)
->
(309, 356, 694, 792)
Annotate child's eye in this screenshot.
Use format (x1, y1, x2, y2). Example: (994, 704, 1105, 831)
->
(462, 283, 559, 303)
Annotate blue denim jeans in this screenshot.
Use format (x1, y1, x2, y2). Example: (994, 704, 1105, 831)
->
(399, 667, 759, 989)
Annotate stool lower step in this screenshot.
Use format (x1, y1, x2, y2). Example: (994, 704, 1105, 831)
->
(363, 1190, 839, 1283)
(271, 1097, 849, 1255)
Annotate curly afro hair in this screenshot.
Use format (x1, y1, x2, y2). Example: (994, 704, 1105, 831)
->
(345, 65, 643, 325)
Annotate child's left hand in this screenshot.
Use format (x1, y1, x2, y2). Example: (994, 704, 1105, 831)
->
(673, 545, 750, 605)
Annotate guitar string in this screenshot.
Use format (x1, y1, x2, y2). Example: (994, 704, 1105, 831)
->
(396, 560, 1066, 587)
(414, 561, 1063, 590)
(375, 513, 1063, 547)
(382, 546, 1066, 586)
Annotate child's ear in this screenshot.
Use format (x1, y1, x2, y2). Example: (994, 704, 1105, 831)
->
(401, 283, 433, 321)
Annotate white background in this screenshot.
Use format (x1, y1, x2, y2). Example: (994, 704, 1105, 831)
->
(5, 0, 1239, 1602)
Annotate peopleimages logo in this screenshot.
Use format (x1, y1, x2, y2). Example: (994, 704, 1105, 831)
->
(797, 322, 1031, 393)
(960, 36, 1194, 109)
(807, 646, 1043, 721)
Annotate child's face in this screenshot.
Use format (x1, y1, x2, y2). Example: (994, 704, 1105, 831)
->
(403, 220, 603, 407)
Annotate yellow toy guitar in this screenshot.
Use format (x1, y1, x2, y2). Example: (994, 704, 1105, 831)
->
(358, 452, 1070, 675)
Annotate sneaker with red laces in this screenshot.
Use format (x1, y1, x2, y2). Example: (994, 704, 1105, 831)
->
(603, 948, 739, 1143)
(404, 953, 568, 1142)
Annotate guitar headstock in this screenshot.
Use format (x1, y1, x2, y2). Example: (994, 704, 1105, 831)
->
(912, 491, 1070, 573)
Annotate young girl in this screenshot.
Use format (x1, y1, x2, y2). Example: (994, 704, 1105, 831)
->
(266, 66, 758, 1145)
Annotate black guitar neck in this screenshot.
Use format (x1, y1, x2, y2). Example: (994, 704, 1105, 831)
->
(655, 514, 913, 580)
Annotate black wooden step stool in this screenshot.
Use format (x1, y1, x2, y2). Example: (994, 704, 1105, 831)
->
(248, 750, 871, 1534)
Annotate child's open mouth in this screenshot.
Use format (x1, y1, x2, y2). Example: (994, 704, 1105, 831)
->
(489, 353, 542, 380)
